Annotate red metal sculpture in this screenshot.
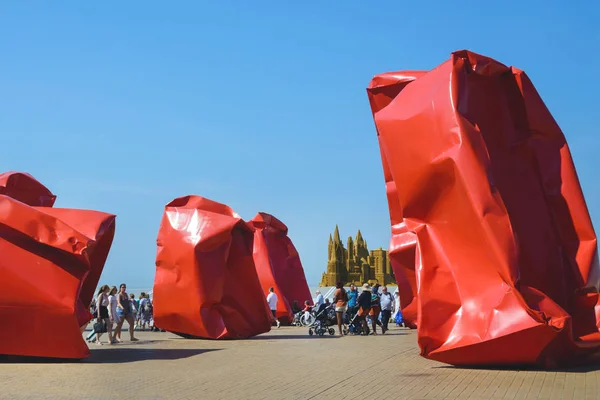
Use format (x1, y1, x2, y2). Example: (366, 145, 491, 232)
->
(0, 171, 56, 206)
(0, 172, 115, 359)
(250, 212, 312, 324)
(153, 196, 273, 339)
(367, 50, 600, 368)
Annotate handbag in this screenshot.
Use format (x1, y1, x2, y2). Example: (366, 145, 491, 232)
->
(93, 321, 107, 333)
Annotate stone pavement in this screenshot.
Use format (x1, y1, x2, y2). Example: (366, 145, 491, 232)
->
(1, 325, 600, 399)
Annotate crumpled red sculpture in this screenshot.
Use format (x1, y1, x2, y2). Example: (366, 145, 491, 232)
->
(0, 172, 115, 359)
(0, 171, 56, 207)
(153, 196, 273, 339)
(367, 50, 600, 368)
(250, 213, 312, 324)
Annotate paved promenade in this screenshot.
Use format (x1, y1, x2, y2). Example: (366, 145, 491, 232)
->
(1, 326, 599, 399)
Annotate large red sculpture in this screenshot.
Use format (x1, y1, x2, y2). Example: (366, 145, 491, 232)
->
(250, 213, 312, 324)
(153, 196, 273, 339)
(367, 50, 600, 368)
(0, 172, 115, 359)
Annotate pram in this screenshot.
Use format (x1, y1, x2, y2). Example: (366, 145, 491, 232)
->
(308, 304, 336, 336)
(347, 307, 370, 336)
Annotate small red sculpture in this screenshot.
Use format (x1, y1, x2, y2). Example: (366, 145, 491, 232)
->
(0, 172, 115, 359)
(250, 213, 312, 324)
(153, 196, 272, 339)
(367, 50, 600, 368)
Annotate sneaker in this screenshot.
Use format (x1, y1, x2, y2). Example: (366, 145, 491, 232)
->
(276, 320, 281, 328)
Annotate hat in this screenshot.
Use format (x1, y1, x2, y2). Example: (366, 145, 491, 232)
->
(361, 283, 371, 291)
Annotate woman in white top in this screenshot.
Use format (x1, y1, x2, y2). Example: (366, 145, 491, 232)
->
(95, 285, 114, 345)
(108, 286, 120, 342)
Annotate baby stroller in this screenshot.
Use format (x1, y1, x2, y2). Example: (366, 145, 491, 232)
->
(347, 307, 370, 336)
(308, 304, 336, 336)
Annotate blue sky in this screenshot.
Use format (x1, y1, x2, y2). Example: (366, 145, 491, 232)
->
(1, 1, 598, 287)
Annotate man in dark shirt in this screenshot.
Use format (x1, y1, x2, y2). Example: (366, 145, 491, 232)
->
(357, 284, 372, 335)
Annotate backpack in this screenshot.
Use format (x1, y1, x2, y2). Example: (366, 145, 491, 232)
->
(144, 301, 153, 314)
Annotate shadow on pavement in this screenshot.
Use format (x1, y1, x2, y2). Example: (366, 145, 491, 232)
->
(250, 331, 407, 340)
(250, 334, 339, 340)
(432, 359, 600, 373)
(0, 348, 218, 364)
(85, 348, 219, 363)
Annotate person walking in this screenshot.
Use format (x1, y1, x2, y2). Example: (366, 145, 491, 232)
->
(94, 285, 114, 344)
(370, 284, 382, 335)
(267, 287, 281, 328)
(114, 283, 139, 342)
(332, 282, 348, 336)
(139, 293, 152, 330)
(380, 286, 394, 334)
(108, 286, 119, 341)
(393, 290, 401, 320)
(357, 284, 372, 335)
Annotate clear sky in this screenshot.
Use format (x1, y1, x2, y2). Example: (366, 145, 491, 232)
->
(1, 1, 598, 287)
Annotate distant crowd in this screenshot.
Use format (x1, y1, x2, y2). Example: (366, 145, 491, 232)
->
(274, 282, 404, 337)
(86, 282, 403, 343)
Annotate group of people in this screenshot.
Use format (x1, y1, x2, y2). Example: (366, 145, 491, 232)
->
(89, 284, 154, 345)
(87, 284, 398, 343)
(304, 283, 401, 336)
(324, 283, 399, 336)
(351, 283, 398, 335)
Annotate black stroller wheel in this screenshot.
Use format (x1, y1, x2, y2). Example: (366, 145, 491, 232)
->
(328, 328, 335, 336)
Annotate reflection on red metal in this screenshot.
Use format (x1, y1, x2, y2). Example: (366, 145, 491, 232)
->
(250, 213, 312, 324)
(153, 196, 272, 339)
(0, 173, 115, 359)
(0, 171, 56, 206)
(367, 50, 600, 368)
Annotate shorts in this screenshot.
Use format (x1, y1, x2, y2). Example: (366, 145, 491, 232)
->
(335, 305, 347, 313)
(117, 308, 129, 319)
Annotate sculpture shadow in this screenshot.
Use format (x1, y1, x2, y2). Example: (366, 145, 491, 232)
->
(0, 348, 218, 364)
(433, 357, 600, 373)
(85, 347, 218, 364)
